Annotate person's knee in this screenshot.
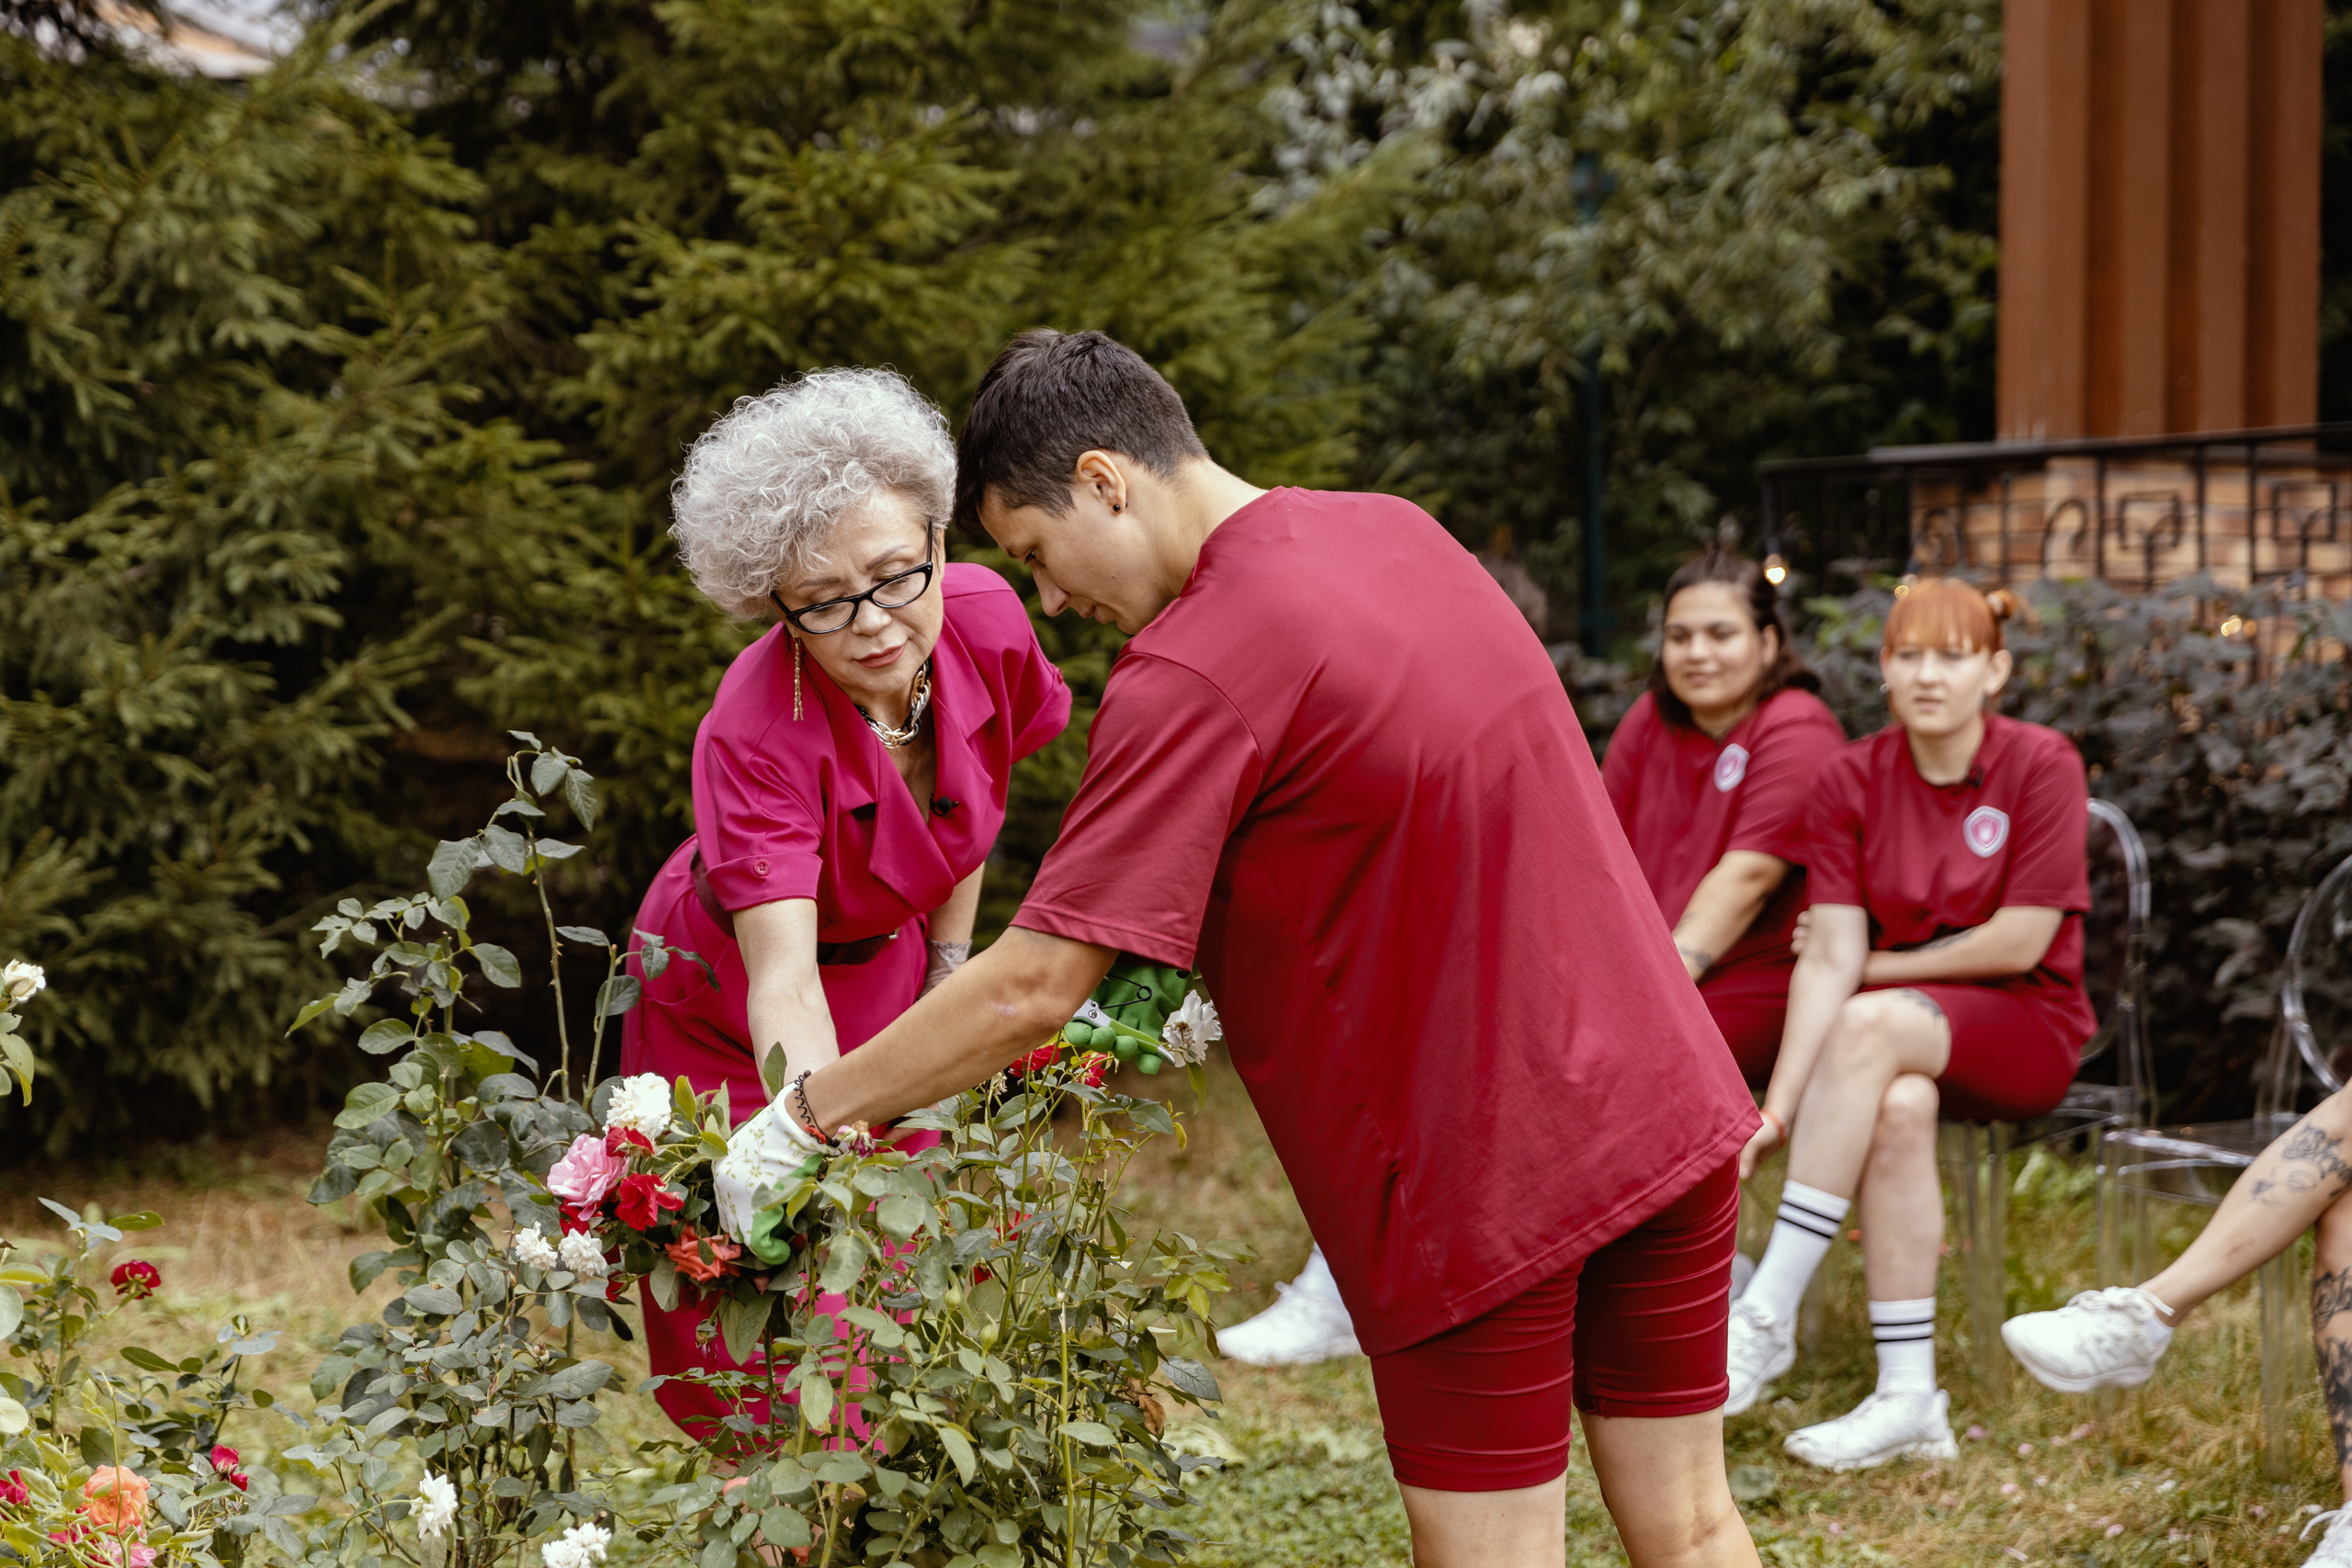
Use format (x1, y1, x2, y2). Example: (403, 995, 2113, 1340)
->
(1819, 993, 1909, 1077)
(1874, 1074, 1940, 1145)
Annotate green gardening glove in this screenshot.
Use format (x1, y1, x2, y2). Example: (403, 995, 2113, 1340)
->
(1060, 954, 1196, 1076)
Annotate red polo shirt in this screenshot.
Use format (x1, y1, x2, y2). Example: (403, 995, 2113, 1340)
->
(1015, 488, 1757, 1356)
(1601, 687, 1845, 976)
(1806, 713, 2095, 1035)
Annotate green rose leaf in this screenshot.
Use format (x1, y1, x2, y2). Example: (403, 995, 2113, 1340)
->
(595, 976, 641, 1017)
(357, 1020, 413, 1055)
(564, 771, 599, 830)
(481, 824, 531, 874)
(334, 1082, 400, 1129)
(1160, 1357, 1221, 1402)
(758, 1507, 811, 1550)
(938, 1425, 978, 1483)
(0, 1284, 19, 1338)
(876, 1193, 929, 1242)
(0, 1395, 27, 1436)
(404, 1283, 464, 1315)
(471, 943, 522, 988)
(427, 838, 486, 899)
(556, 926, 609, 947)
(1059, 1421, 1117, 1449)
(530, 755, 569, 795)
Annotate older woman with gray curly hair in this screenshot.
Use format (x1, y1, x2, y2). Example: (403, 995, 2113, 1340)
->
(617, 367, 1071, 1443)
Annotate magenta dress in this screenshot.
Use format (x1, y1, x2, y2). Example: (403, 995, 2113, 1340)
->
(619, 563, 1069, 1437)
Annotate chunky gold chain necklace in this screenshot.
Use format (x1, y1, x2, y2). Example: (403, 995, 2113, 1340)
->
(858, 660, 933, 750)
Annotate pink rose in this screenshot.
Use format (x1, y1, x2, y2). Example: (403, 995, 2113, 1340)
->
(80, 1468, 149, 1535)
(547, 1133, 626, 1209)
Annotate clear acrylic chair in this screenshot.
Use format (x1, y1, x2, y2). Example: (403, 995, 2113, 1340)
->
(2107, 852, 2352, 1472)
(1939, 797, 2153, 1397)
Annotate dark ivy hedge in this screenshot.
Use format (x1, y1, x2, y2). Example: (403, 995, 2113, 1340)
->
(1573, 575, 2352, 1123)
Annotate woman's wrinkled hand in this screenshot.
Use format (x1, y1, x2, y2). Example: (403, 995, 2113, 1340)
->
(1788, 908, 1813, 957)
(1738, 1114, 1785, 1181)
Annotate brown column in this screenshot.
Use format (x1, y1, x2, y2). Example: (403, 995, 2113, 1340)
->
(1998, 0, 2322, 439)
(2246, 0, 2323, 427)
(1998, 0, 2093, 440)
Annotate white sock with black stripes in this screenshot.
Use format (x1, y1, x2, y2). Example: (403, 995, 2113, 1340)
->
(1741, 1180, 1849, 1326)
(1870, 1296, 1939, 1393)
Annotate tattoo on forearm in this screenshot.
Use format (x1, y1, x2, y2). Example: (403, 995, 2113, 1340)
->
(2318, 1269, 2352, 1466)
(1676, 942, 1715, 975)
(1891, 987, 1946, 1022)
(2248, 1119, 2352, 1208)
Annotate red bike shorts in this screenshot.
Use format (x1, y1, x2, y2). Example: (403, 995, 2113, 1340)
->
(1368, 1156, 1739, 1492)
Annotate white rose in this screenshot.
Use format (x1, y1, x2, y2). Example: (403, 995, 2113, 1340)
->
(1, 961, 45, 1006)
(416, 1473, 458, 1539)
(557, 1231, 610, 1280)
(1159, 992, 1224, 1067)
(603, 1073, 674, 1141)
(561, 1523, 611, 1562)
(512, 1230, 560, 1271)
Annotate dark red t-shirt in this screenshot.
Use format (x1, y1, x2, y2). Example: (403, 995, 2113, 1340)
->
(1601, 688, 1846, 977)
(1805, 713, 2096, 1036)
(1015, 488, 1757, 1356)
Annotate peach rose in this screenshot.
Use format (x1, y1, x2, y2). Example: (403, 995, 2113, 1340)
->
(81, 1467, 149, 1534)
(664, 1229, 742, 1284)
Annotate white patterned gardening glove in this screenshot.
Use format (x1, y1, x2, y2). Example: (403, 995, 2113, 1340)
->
(713, 1099, 829, 1246)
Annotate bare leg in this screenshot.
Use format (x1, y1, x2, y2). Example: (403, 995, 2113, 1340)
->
(2141, 1089, 2352, 1323)
(1398, 1474, 1566, 1568)
(1858, 1074, 1944, 1302)
(1786, 990, 1953, 1200)
(1581, 1411, 1761, 1568)
(2312, 1193, 2352, 1503)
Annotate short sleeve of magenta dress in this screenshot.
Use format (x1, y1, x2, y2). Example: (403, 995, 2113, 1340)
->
(617, 563, 1070, 1122)
(1816, 714, 2097, 1122)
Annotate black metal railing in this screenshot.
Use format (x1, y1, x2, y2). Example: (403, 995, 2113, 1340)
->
(1757, 423, 2352, 593)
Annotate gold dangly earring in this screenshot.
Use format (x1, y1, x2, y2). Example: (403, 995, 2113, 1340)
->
(793, 637, 805, 721)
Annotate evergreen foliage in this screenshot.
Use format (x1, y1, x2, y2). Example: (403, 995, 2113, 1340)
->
(3, 0, 2347, 1145)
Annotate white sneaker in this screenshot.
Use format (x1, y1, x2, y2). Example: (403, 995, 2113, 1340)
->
(2302, 1506, 2352, 1565)
(1216, 1259, 1360, 1367)
(1724, 1296, 1797, 1416)
(2001, 1286, 2175, 1393)
(1730, 1251, 1756, 1298)
(1783, 1388, 1960, 1472)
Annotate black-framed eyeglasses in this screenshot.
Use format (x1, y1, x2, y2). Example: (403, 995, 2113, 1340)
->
(770, 540, 937, 635)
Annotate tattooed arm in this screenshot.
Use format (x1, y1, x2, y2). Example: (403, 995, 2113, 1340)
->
(1859, 907, 2066, 986)
(1669, 851, 1790, 982)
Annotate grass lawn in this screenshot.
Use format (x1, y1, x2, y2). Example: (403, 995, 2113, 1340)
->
(4, 1052, 2340, 1566)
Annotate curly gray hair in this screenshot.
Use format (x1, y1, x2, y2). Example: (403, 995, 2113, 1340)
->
(670, 367, 955, 620)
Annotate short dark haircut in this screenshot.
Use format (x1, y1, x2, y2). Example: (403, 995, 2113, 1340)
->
(953, 329, 1209, 531)
(1646, 547, 1820, 728)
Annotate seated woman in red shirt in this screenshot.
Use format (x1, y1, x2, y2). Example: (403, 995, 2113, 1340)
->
(1723, 579, 2093, 1471)
(1602, 549, 1845, 1087)
(616, 367, 1070, 1441)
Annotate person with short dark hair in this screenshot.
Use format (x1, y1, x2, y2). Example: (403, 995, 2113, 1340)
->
(1603, 549, 1846, 1088)
(741, 329, 1763, 1568)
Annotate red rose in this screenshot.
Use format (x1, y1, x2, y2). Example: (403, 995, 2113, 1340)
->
(1080, 1053, 1110, 1089)
(603, 1126, 654, 1157)
(209, 1447, 248, 1490)
(0, 1470, 28, 1506)
(613, 1173, 684, 1231)
(1009, 1043, 1059, 1077)
(559, 1200, 598, 1235)
(605, 1278, 628, 1301)
(109, 1260, 160, 1300)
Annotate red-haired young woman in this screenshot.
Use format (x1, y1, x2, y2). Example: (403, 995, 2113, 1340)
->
(1724, 579, 2094, 1472)
(1602, 550, 1846, 1087)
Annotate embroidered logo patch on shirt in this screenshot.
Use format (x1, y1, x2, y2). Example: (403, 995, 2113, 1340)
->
(1963, 806, 2010, 858)
(1713, 744, 1750, 793)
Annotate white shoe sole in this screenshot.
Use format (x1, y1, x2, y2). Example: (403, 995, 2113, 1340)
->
(1786, 1429, 1959, 1473)
(2001, 1325, 2157, 1393)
